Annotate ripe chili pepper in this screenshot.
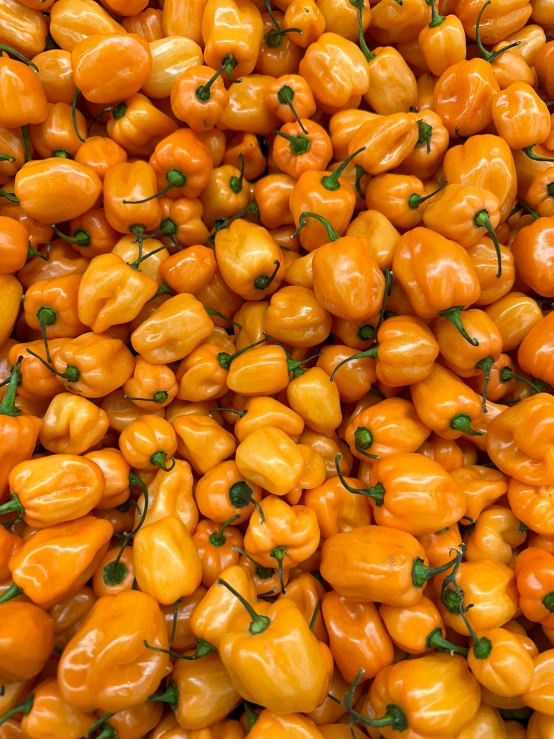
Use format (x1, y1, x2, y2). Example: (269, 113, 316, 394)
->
(119, 415, 177, 473)
(174, 413, 236, 475)
(133, 459, 198, 534)
(58, 590, 170, 713)
(218, 583, 330, 714)
(321, 524, 458, 606)
(465, 504, 526, 563)
(451, 464, 508, 520)
(0, 48, 47, 129)
(0, 358, 41, 502)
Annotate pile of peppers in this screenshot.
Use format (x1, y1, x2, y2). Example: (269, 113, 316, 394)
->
(2, 0, 554, 737)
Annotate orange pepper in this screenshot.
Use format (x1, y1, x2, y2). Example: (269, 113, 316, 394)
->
(29, 101, 86, 159)
(467, 238, 515, 307)
(151, 649, 241, 731)
(161, 0, 204, 45)
(8, 340, 67, 403)
(132, 459, 198, 534)
(485, 291, 543, 352)
(456, 0, 532, 44)
(443, 134, 517, 224)
(15, 158, 102, 225)
(23, 274, 85, 342)
(273, 120, 333, 180)
(418, 3, 466, 76)
(57, 590, 170, 713)
(379, 596, 464, 655)
(189, 564, 257, 650)
(508, 478, 554, 536)
(93, 545, 135, 598)
(349, 114, 419, 176)
(49, 0, 125, 52)
(174, 343, 228, 403)
(344, 397, 430, 461)
(4, 515, 113, 608)
(63, 208, 120, 258)
(393, 227, 481, 340)
(0, 359, 41, 503)
(364, 174, 442, 231)
(264, 286, 331, 348)
(283, 0, 325, 47)
(437, 557, 518, 635)
(200, 164, 251, 230)
(122, 357, 177, 411)
(214, 219, 285, 301)
(131, 294, 214, 365)
(193, 517, 244, 587)
(217, 75, 280, 136)
(451, 466, 507, 521)
(0, 50, 48, 129)
(119, 415, 177, 472)
(255, 10, 303, 78)
(202, 0, 264, 79)
(321, 524, 457, 606)
(142, 36, 203, 100)
(219, 592, 329, 714)
(299, 32, 370, 111)
(493, 81, 551, 151)
(232, 396, 305, 442)
(105, 94, 177, 159)
(304, 475, 371, 538)
(149, 129, 213, 201)
(5, 453, 104, 529)
(156, 199, 210, 249)
(170, 65, 229, 132)
(223, 133, 266, 181)
(322, 591, 393, 683)
(72, 33, 152, 104)
(254, 174, 295, 231)
(397, 110, 450, 180)
(465, 505, 525, 563)
(512, 216, 554, 298)
(48, 585, 97, 651)
(316, 345, 376, 403)
(174, 413, 236, 475)
(235, 426, 304, 496)
(362, 46, 418, 118)
(487, 394, 554, 485)
(134, 515, 202, 604)
(32, 49, 77, 105)
(195, 460, 263, 525)
(122, 9, 164, 41)
(85, 448, 130, 511)
(37, 392, 108, 454)
(0, 602, 54, 684)
(351, 653, 480, 736)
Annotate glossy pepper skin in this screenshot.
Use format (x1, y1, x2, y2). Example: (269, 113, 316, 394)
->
(6, 454, 104, 528)
(320, 525, 449, 607)
(219, 596, 330, 714)
(58, 590, 170, 713)
(0, 601, 54, 684)
(322, 591, 394, 684)
(487, 394, 554, 486)
(7, 515, 113, 608)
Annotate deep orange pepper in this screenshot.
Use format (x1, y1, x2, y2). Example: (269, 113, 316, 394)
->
(485, 291, 543, 352)
(4, 515, 113, 608)
(322, 591, 393, 683)
(193, 517, 243, 588)
(6, 453, 104, 528)
(255, 10, 303, 78)
(134, 515, 202, 603)
(282, 0, 325, 47)
(0, 602, 54, 684)
(57, 590, 170, 713)
(15, 158, 102, 226)
(465, 505, 525, 564)
(48, 585, 97, 651)
(254, 174, 295, 231)
(397, 110, 450, 180)
(195, 460, 262, 525)
(106, 94, 177, 158)
(443, 134, 517, 224)
(32, 49, 76, 105)
(200, 164, 251, 230)
(92, 545, 135, 598)
(119, 415, 177, 472)
(63, 208, 120, 258)
(0, 51, 48, 129)
(273, 120, 333, 180)
(418, 4, 466, 76)
(149, 129, 213, 201)
(122, 9, 164, 41)
(379, 596, 461, 656)
(29, 101, 86, 159)
(349, 114, 419, 176)
(24, 273, 86, 341)
(202, 0, 264, 79)
(85, 448, 130, 511)
(72, 33, 152, 104)
(456, 0, 531, 44)
(170, 65, 229, 132)
(298, 32, 370, 111)
(217, 75, 280, 136)
(317, 345, 376, 403)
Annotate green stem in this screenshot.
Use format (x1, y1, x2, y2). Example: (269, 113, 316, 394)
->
(354, 165, 367, 199)
(254, 259, 280, 291)
(416, 119, 433, 154)
(354, 0, 374, 62)
(21, 125, 31, 162)
(0, 46, 38, 71)
(329, 347, 378, 381)
(424, 0, 445, 27)
(218, 577, 270, 634)
(439, 307, 479, 346)
(408, 179, 447, 210)
(243, 702, 259, 731)
(334, 454, 385, 505)
(523, 146, 554, 162)
(196, 62, 226, 102)
(169, 597, 182, 646)
(229, 481, 265, 522)
(450, 413, 484, 436)
(0, 583, 24, 604)
(128, 243, 168, 270)
(72, 90, 85, 143)
(543, 592, 554, 612)
(208, 408, 247, 418)
(232, 547, 275, 580)
(291, 211, 340, 242)
(498, 367, 550, 395)
(25, 348, 79, 383)
(146, 680, 178, 711)
(144, 639, 215, 661)
(204, 306, 242, 329)
(85, 713, 115, 739)
(229, 152, 245, 194)
(276, 86, 307, 134)
(309, 599, 322, 632)
(426, 626, 468, 655)
(123, 170, 187, 204)
(51, 224, 90, 247)
(475, 1, 521, 62)
(208, 200, 259, 244)
(27, 243, 50, 262)
(0, 694, 35, 728)
(475, 356, 493, 413)
(344, 670, 408, 731)
(353, 426, 380, 460)
(0, 357, 23, 417)
(217, 337, 267, 371)
(321, 147, 366, 191)
(271, 546, 287, 595)
(36, 306, 56, 363)
(474, 209, 502, 278)
(0, 187, 19, 203)
(412, 554, 457, 588)
(0, 494, 24, 519)
(124, 391, 168, 404)
(107, 471, 150, 583)
(208, 513, 241, 547)
(150, 451, 175, 472)
(273, 130, 310, 155)
(264, 27, 303, 48)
